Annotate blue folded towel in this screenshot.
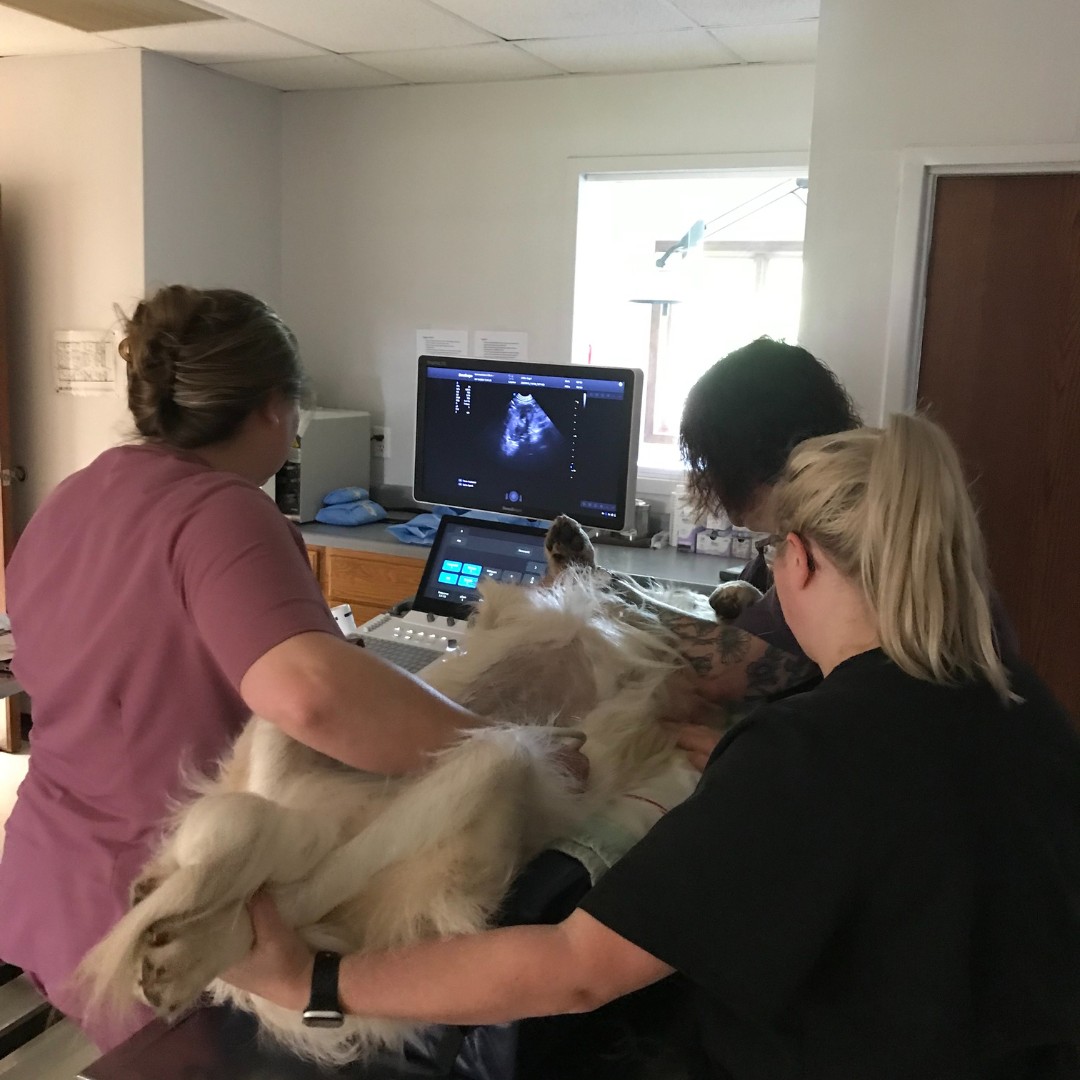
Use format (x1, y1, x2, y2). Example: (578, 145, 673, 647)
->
(315, 499, 387, 526)
(322, 486, 371, 505)
(387, 506, 546, 546)
(387, 506, 459, 545)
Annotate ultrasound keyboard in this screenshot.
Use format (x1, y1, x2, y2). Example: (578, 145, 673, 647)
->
(357, 636, 442, 673)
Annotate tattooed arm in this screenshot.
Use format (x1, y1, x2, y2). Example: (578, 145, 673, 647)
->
(605, 572, 817, 702)
(661, 613, 816, 701)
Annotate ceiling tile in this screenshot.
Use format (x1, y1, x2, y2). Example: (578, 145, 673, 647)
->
(0, 4, 119, 54)
(196, 0, 495, 53)
(99, 19, 321, 62)
(670, 0, 818, 27)
(428, 0, 694, 40)
(709, 21, 817, 62)
(519, 28, 740, 75)
(210, 53, 403, 90)
(357, 41, 562, 83)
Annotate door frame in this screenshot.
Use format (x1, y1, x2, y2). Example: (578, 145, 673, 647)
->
(880, 143, 1080, 419)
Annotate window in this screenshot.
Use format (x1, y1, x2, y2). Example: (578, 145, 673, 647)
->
(572, 171, 807, 476)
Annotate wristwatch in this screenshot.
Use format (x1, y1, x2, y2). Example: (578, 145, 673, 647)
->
(301, 950, 345, 1028)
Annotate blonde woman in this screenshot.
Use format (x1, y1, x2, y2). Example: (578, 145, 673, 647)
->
(226, 414, 1080, 1079)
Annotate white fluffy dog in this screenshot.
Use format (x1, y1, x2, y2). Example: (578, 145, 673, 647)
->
(76, 517, 703, 1066)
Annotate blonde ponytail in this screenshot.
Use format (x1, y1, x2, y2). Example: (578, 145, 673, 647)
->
(773, 414, 1014, 702)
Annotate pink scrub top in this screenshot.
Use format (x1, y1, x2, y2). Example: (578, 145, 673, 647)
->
(0, 444, 339, 1048)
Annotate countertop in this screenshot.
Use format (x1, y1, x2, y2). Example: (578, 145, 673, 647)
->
(299, 521, 744, 590)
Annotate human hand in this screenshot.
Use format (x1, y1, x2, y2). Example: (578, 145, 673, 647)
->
(663, 667, 734, 725)
(221, 892, 314, 1012)
(664, 722, 724, 772)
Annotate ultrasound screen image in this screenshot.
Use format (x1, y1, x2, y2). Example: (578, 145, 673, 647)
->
(416, 364, 635, 527)
(500, 393, 562, 461)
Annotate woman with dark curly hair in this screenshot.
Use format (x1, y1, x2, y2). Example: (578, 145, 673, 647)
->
(640, 339, 1015, 747)
(679, 337, 861, 532)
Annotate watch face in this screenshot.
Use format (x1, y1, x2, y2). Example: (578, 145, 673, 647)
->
(302, 1009, 345, 1029)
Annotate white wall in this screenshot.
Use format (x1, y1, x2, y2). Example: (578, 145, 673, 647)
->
(0, 50, 284, 528)
(141, 52, 282, 305)
(800, 0, 1080, 423)
(281, 65, 815, 489)
(0, 50, 144, 529)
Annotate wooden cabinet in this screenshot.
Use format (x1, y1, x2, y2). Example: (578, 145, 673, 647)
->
(306, 545, 424, 626)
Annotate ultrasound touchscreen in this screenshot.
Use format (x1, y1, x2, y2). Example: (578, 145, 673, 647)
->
(414, 518, 549, 619)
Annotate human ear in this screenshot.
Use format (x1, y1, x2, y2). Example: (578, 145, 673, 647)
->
(258, 392, 286, 426)
(785, 533, 816, 586)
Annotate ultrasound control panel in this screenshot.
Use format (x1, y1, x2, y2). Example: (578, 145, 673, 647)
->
(416, 519, 548, 616)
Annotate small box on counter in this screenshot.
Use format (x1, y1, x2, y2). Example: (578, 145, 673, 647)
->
(695, 529, 733, 557)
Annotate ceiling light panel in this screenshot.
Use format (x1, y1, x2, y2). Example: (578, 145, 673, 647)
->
(197, 0, 495, 53)
(429, 0, 694, 40)
(0, 0, 220, 32)
(0, 3, 119, 53)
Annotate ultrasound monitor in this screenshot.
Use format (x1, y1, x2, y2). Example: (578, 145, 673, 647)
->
(413, 356, 642, 530)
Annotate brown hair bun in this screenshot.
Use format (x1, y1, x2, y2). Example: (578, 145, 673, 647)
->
(121, 285, 304, 449)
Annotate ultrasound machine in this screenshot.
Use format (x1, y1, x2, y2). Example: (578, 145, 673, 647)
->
(350, 355, 643, 673)
(344, 516, 550, 673)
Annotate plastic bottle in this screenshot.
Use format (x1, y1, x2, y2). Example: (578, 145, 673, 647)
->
(669, 484, 703, 550)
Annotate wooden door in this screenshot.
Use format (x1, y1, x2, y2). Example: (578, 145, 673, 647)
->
(916, 172, 1080, 720)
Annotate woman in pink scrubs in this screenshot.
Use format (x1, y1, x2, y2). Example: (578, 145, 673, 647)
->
(0, 285, 480, 1050)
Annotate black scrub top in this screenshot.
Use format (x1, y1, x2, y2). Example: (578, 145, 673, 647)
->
(579, 649, 1080, 1080)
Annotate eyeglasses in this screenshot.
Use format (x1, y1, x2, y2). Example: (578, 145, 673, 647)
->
(761, 535, 784, 568)
(761, 533, 816, 572)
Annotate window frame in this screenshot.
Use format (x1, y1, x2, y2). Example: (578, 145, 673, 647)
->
(566, 155, 810, 499)
(642, 239, 804, 446)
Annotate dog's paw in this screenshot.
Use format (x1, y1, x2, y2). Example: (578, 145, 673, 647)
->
(130, 875, 159, 908)
(129, 856, 179, 907)
(136, 906, 253, 1020)
(545, 515, 595, 574)
(707, 581, 763, 622)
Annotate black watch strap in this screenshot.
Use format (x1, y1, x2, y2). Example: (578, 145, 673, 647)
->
(302, 950, 345, 1028)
